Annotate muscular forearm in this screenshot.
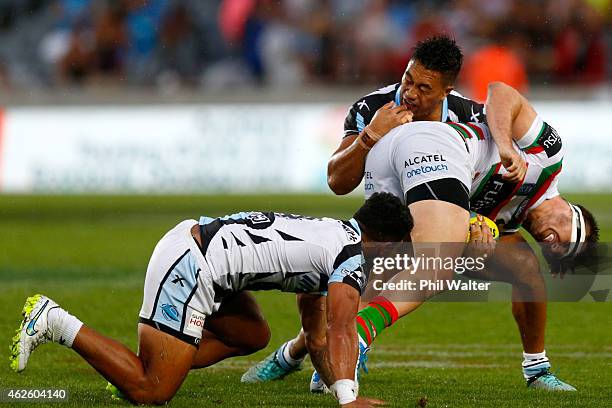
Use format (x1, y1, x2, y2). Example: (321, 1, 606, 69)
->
(308, 341, 334, 387)
(327, 323, 357, 384)
(485, 81, 522, 149)
(327, 133, 371, 195)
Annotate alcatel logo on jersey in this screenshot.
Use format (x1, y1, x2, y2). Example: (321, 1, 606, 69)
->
(404, 154, 446, 167)
(406, 164, 448, 179)
(187, 310, 206, 331)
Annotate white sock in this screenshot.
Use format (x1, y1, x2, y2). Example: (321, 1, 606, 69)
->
(282, 339, 304, 366)
(275, 339, 304, 371)
(522, 350, 551, 380)
(47, 307, 83, 348)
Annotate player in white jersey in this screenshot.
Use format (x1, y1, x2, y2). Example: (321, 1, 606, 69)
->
(10, 193, 412, 407)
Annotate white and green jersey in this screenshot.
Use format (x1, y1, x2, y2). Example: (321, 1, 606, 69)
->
(451, 116, 563, 232)
(364, 116, 563, 233)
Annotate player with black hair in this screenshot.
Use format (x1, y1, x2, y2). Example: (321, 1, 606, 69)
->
(243, 37, 597, 392)
(327, 35, 526, 196)
(354, 191, 413, 242)
(10, 193, 412, 407)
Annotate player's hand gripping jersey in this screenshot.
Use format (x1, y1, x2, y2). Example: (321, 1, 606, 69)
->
(344, 83, 486, 137)
(364, 117, 563, 233)
(139, 213, 366, 345)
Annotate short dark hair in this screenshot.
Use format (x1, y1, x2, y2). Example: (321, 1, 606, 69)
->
(412, 35, 463, 85)
(354, 192, 413, 242)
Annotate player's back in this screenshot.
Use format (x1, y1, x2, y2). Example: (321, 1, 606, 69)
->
(198, 212, 363, 294)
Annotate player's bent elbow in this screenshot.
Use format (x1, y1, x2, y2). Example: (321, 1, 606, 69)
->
(327, 173, 350, 195)
(487, 81, 518, 99)
(488, 81, 509, 92)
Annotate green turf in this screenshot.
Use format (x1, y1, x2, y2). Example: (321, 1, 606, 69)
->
(1, 194, 611, 407)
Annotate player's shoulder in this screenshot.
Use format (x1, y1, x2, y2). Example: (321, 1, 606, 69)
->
(344, 83, 399, 136)
(351, 83, 399, 110)
(446, 90, 486, 123)
(314, 218, 362, 255)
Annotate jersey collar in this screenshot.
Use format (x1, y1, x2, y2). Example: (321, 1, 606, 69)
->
(394, 85, 449, 122)
(348, 218, 362, 237)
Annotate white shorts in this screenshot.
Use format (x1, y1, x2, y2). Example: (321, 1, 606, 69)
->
(138, 219, 220, 346)
(366, 121, 474, 204)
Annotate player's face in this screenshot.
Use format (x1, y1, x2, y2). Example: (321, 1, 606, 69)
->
(400, 60, 452, 121)
(527, 200, 574, 257)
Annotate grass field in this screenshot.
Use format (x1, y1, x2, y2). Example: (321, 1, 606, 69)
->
(1, 194, 611, 407)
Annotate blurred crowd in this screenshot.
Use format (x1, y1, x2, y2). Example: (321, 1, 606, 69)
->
(0, 0, 610, 97)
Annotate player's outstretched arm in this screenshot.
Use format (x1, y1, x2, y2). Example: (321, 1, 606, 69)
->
(324, 283, 385, 407)
(328, 102, 412, 195)
(485, 82, 537, 182)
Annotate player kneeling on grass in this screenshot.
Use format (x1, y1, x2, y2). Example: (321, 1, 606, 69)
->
(10, 192, 412, 407)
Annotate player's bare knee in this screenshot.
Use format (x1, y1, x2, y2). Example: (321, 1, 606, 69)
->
(509, 251, 543, 290)
(244, 320, 271, 353)
(122, 380, 176, 405)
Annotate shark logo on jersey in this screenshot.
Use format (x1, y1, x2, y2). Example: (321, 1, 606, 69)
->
(161, 304, 180, 322)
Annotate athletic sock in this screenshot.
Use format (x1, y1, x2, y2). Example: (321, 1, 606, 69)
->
(276, 339, 303, 370)
(522, 350, 551, 380)
(356, 296, 399, 347)
(47, 307, 83, 348)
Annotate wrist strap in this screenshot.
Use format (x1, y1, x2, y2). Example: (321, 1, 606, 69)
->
(357, 134, 372, 151)
(364, 125, 383, 141)
(330, 379, 357, 405)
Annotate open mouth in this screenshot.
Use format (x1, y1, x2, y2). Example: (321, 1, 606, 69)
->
(403, 99, 416, 111)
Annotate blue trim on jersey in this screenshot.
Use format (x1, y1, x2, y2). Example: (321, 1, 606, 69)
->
(348, 218, 361, 237)
(220, 212, 249, 221)
(199, 216, 215, 225)
(441, 97, 448, 122)
(394, 86, 401, 105)
(356, 112, 365, 132)
(329, 254, 362, 285)
(200, 212, 250, 226)
(151, 251, 200, 333)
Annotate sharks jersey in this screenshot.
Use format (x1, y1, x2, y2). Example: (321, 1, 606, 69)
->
(198, 212, 366, 297)
(140, 215, 366, 345)
(344, 83, 486, 137)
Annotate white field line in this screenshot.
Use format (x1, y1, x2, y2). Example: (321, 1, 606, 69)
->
(369, 349, 612, 359)
(203, 360, 506, 370)
(202, 346, 610, 371)
(375, 343, 611, 351)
